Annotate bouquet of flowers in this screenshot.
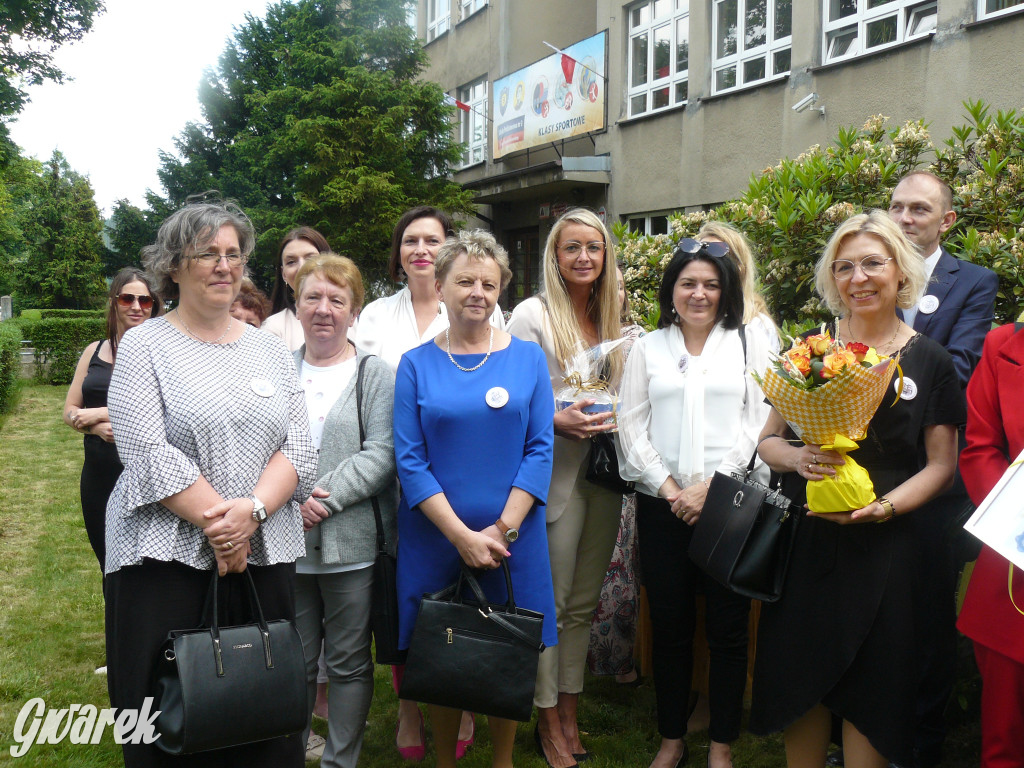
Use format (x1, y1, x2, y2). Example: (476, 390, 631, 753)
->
(753, 327, 902, 513)
(555, 338, 627, 426)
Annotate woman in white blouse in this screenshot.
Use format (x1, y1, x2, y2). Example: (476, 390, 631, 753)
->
(356, 206, 504, 371)
(264, 227, 332, 351)
(617, 239, 771, 768)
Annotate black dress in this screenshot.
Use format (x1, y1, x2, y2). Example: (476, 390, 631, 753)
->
(79, 340, 122, 569)
(749, 332, 965, 764)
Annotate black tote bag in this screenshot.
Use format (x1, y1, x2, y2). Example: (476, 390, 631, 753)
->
(399, 559, 545, 721)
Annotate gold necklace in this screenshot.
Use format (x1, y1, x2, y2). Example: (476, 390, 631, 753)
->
(176, 309, 233, 344)
(847, 316, 901, 354)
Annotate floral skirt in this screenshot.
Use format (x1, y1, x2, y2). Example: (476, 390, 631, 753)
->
(587, 493, 639, 676)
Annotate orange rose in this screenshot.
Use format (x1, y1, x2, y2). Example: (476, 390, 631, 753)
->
(822, 348, 857, 375)
(847, 342, 870, 362)
(785, 350, 812, 376)
(806, 333, 832, 357)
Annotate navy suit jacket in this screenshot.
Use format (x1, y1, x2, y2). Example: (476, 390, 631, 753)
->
(898, 247, 998, 388)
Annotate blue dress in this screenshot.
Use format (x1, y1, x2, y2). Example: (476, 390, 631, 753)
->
(394, 336, 558, 649)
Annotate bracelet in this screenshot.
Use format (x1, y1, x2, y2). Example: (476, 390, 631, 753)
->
(876, 496, 895, 522)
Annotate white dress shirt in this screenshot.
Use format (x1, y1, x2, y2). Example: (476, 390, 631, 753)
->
(901, 246, 942, 330)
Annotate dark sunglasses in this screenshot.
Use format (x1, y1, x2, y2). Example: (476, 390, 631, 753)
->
(117, 293, 155, 310)
(674, 237, 731, 259)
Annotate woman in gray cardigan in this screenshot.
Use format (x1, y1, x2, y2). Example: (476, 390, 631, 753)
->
(291, 253, 399, 768)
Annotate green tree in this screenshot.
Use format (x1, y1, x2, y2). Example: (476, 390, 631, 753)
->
(105, 198, 158, 274)
(18, 150, 106, 308)
(154, 0, 474, 292)
(0, 0, 105, 120)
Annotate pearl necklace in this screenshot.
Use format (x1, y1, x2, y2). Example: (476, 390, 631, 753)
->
(446, 327, 493, 372)
(177, 309, 233, 344)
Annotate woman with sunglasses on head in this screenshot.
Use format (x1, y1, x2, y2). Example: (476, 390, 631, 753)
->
(64, 267, 162, 571)
(750, 212, 963, 768)
(264, 227, 332, 351)
(507, 208, 623, 768)
(617, 238, 772, 768)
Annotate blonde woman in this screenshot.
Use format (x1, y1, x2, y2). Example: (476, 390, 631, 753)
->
(696, 221, 780, 354)
(508, 207, 623, 768)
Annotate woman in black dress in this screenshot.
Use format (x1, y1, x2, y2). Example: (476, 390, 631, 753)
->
(64, 268, 161, 569)
(750, 211, 964, 768)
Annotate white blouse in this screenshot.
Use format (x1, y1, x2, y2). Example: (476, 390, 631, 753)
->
(262, 308, 305, 352)
(355, 285, 505, 370)
(617, 322, 771, 498)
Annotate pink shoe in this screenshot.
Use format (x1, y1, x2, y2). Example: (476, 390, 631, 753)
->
(396, 709, 426, 761)
(456, 715, 475, 760)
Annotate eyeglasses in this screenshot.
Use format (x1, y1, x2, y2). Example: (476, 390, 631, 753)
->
(191, 252, 247, 267)
(674, 238, 731, 259)
(831, 255, 894, 279)
(558, 241, 606, 257)
(116, 293, 155, 310)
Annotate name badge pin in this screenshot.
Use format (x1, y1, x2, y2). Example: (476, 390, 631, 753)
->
(486, 387, 509, 409)
(251, 378, 275, 398)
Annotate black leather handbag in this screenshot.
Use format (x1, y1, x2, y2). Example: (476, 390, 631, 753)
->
(399, 559, 545, 721)
(586, 432, 635, 495)
(150, 569, 307, 754)
(687, 449, 798, 602)
(355, 355, 406, 665)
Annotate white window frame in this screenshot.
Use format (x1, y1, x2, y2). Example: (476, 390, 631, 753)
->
(978, 0, 1024, 20)
(457, 79, 488, 168)
(626, 0, 690, 119)
(711, 0, 792, 94)
(427, 0, 450, 41)
(626, 213, 673, 235)
(459, 0, 486, 21)
(822, 0, 936, 64)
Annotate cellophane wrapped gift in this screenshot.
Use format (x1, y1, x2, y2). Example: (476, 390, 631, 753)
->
(753, 328, 901, 513)
(555, 338, 627, 426)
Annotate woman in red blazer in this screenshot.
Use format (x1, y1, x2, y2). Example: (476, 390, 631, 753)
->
(958, 322, 1024, 768)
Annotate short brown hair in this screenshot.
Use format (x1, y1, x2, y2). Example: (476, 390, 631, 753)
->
(388, 206, 455, 282)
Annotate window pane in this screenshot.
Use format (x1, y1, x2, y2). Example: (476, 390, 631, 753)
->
(907, 3, 937, 32)
(743, 56, 766, 83)
(775, 0, 792, 37)
(631, 34, 649, 87)
(631, 93, 648, 115)
(866, 15, 897, 46)
(716, 0, 738, 57)
(654, 0, 670, 17)
(651, 216, 669, 235)
(715, 65, 737, 90)
(653, 86, 670, 109)
(773, 47, 791, 74)
(628, 218, 644, 234)
(827, 26, 858, 57)
(676, 0, 690, 12)
(745, 0, 767, 48)
(632, 5, 649, 27)
(676, 80, 689, 103)
(829, 0, 858, 21)
(654, 24, 671, 79)
(676, 18, 689, 72)
(986, 0, 1024, 12)
(867, 0, 897, 7)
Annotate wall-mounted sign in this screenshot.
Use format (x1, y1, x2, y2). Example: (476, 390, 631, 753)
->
(492, 31, 607, 160)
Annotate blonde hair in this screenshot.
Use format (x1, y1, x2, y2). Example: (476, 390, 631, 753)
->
(541, 208, 622, 384)
(695, 221, 770, 324)
(814, 210, 927, 315)
(294, 253, 365, 313)
(434, 229, 513, 291)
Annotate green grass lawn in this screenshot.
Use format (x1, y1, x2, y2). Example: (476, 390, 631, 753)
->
(0, 384, 981, 766)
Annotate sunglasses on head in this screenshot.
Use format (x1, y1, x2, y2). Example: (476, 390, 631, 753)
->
(674, 238, 731, 259)
(117, 293, 155, 310)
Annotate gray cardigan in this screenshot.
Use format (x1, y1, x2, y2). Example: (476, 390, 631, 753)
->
(293, 345, 399, 566)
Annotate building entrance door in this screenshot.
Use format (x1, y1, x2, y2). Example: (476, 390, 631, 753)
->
(506, 228, 540, 308)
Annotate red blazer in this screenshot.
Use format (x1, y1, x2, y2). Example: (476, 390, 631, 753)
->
(958, 323, 1024, 664)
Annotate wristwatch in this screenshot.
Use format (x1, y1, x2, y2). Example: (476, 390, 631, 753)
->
(494, 518, 519, 544)
(250, 495, 268, 525)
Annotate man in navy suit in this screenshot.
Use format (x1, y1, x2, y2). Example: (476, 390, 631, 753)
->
(889, 171, 997, 768)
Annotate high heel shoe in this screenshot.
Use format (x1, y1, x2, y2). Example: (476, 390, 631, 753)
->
(455, 714, 475, 760)
(534, 723, 578, 768)
(395, 708, 426, 762)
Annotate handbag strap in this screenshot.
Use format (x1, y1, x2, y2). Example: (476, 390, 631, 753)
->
(455, 560, 545, 652)
(355, 354, 387, 554)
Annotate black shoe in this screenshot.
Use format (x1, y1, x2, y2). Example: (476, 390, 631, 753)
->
(534, 724, 578, 768)
(826, 749, 844, 767)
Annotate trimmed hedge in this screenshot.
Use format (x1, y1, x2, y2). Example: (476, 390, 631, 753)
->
(0, 322, 22, 414)
(39, 309, 105, 320)
(30, 317, 106, 385)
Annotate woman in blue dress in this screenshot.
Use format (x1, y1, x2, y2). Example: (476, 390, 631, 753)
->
(395, 229, 557, 768)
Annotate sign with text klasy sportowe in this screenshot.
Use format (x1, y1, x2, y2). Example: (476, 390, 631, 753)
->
(492, 32, 606, 160)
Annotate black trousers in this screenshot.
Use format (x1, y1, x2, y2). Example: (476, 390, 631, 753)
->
(636, 493, 751, 743)
(104, 558, 304, 768)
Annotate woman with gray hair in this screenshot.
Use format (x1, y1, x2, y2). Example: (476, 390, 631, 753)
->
(105, 199, 317, 767)
(750, 211, 964, 768)
(394, 230, 557, 768)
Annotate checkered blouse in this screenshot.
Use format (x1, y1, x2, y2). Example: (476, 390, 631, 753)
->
(104, 317, 317, 574)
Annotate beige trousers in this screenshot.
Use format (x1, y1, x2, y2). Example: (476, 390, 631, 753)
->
(534, 473, 622, 708)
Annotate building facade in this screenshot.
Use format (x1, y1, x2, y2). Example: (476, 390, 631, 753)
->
(411, 0, 1024, 306)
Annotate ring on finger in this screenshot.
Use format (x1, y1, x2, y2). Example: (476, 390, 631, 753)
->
(225, 540, 234, 550)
